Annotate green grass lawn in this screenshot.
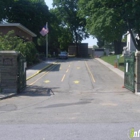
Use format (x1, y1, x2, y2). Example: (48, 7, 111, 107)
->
(101, 55, 124, 71)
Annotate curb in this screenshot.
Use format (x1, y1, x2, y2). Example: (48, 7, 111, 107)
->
(26, 63, 55, 81)
(0, 93, 17, 100)
(95, 58, 124, 79)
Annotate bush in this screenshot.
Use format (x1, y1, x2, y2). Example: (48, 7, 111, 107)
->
(0, 30, 38, 66)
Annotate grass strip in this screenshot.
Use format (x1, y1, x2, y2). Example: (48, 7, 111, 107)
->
(101, 55, 124, 71)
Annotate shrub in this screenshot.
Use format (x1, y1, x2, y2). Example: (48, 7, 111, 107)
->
(0, 30, 38, 66)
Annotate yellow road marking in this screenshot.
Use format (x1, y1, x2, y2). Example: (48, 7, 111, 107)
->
(66, 69, 69, 73)
(44, 80, 50, 83)
(29, 72, 49, 85)
(74, 81, 79, 84)
(29, 64, 57, 85)
(85, 61, 95, 83)
(26, 62, 58, 81)
(61, 74, 66, 82)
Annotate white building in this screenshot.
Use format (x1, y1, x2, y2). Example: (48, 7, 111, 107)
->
(126, 31, 136, 52)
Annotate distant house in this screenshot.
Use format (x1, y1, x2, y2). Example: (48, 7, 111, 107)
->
(0, 23, 36, 41)
(94, 48, 105, 57)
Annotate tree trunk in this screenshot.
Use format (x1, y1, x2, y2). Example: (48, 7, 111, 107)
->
(75, 44, 78, 57)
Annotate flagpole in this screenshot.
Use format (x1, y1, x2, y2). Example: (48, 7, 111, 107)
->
(46, 22, 48, 59)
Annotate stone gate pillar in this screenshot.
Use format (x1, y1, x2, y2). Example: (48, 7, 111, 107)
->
(0, 51, 19, 94)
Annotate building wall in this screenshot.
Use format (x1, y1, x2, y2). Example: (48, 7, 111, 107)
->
(0, 26, 32, 41)
(94, 48, 105, 57)
(127, 32, 136, 52)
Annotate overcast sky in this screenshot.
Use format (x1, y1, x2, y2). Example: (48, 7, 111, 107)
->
(45, 0, 97, 47)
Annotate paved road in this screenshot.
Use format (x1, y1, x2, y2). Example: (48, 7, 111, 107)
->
(0, 58, 140, 140)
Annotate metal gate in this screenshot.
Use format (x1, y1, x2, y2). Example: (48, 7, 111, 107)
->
(17, 54, 26, 93)
(124, 52, 135, 92)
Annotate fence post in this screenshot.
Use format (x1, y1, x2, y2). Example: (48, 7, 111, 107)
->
(135, 51, 140, 95)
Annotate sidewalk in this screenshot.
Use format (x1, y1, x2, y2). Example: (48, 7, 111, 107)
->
(26, 59, 56, 80)
(0, 59, 57, 100)
(95, 58, 124, 79)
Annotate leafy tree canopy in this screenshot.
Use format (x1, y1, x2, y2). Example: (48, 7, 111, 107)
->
(78, 0, 140, 50)
(0, 30, 38, 65)
(6, 0, 50, 36)
(53, 0, 88, 46)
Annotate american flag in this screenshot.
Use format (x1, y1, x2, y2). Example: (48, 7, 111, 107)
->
(40, 25, 49, 36)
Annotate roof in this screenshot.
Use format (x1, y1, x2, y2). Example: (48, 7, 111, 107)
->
(0, 23, 37, 37)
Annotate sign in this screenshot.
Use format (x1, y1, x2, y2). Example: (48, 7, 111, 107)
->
(126, 62, 128, 73)
(3, 58, 13, 66)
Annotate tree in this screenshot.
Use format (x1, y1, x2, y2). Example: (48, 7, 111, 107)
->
(47, 9, 73, 54)
(7, 0, 50, 35)
(0, 0, 15, 21)
(0, 30, 38, 65)
(36, 8, 73, 56)
(93, 45, 98, 49)
(78, 0, 140, 53)
(0, 0, 5, 21)
(58, 27, 73, 51)
(53, 0, 88, 56)
(78, 0, 126, 54)
(119, 0, 140, 50)
(5, 0, 53, 55)
(97, 37, 104, 48)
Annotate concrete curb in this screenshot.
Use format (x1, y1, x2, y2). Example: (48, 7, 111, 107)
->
(26, 62, 56, 81)
(0, 93, 17, 100)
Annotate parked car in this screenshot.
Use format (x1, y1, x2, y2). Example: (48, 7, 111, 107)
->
(58, 51, 68, 59)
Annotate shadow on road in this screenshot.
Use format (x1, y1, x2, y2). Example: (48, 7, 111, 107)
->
(57, 57, 94, 63)
(45, 63, 61, 72)
(18, 85, 59, 97)
(27, 57, 94, 71)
